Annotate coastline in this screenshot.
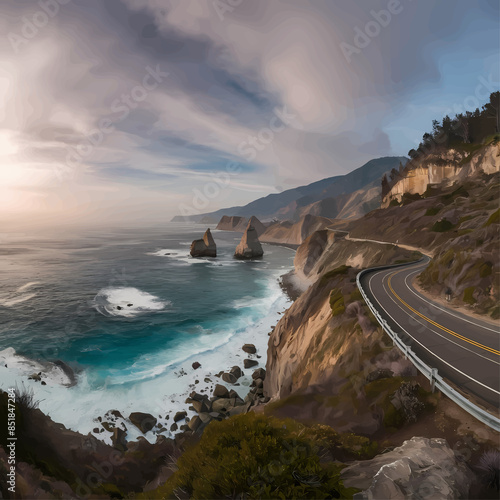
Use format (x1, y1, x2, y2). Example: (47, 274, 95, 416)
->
(0, 238, 297, 447)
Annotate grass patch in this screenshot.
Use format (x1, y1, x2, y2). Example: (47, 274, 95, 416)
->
(329, 289, 345, 317)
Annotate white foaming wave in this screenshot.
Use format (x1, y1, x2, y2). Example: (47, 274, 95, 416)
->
(0, 347, 73, 386)
(0, 293, 38, 307)
(93, 287, 170, 318)
(16, 281, 41, 292)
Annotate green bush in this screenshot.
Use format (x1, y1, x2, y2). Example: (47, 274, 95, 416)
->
(430, 218, 455, 232)
(142, 413, 358, 499)
(425, 207, 441, 216)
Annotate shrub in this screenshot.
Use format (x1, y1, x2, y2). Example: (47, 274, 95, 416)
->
(430, 218, 455, 232)
(329, 289, 345, 317)
(463, 286, 476, 305)
(484, 208, 500, 226)
(142, 413, 358, 499)
(477, 450, 500, 491)
(425, 207, 441, 216)
(480, 262, 493, 278)
(320, 265, 351, 286)
(15, 383, 42, 412)
(389, 199, 400, 207)
(401, 192, 422, 206)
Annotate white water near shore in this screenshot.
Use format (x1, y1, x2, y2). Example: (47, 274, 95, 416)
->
(0, 268, 290, 445)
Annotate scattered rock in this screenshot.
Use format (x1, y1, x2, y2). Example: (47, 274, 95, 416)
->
(28, 372, 42, 382)
(242, 344, 257, 354)
(228, 389, 240, 399)
(244, 359, 258, 369)
(170, 422, 178, 432)
(117, 306, 122, 310)
(252, 368, 266, 380)
(221, 372, 237, 384)
(230, 366, 242, 379)
(192, 399, 211, 413)
(213, 384, 229, 398)
(127, 303, 133, 307)
(129, 412, 157, 433)
(192, 361, 201, 370)
(188, 415, 202, 432)
(41, 381, 46, 386)
(173, 411, 187, 423)
(111, 428, 127, 452)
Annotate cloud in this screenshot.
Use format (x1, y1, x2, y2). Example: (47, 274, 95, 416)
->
(0, 0, 497, 227)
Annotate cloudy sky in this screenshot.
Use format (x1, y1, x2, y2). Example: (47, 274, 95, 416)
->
(0, 0, 498, 228)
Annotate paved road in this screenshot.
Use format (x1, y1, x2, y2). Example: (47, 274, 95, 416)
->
(360, 257, 500, 411)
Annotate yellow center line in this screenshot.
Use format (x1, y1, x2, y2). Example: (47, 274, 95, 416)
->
(387, 270, 500, 356)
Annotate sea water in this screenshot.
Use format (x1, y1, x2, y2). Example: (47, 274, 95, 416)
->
(0, 224, 294, 443)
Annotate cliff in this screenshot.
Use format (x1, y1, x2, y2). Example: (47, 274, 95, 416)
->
(260, 214, 334, 246)
(382, 142, 500, 207)
(216, 215, 267, 236)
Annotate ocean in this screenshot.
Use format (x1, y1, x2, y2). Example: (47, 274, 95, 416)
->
(0, 224, 294, 443)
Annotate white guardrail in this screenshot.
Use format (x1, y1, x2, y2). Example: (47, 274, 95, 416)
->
(356, 262, 500, 432)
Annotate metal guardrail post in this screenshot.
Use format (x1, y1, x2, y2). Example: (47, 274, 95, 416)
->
(430, 368, 438, 393)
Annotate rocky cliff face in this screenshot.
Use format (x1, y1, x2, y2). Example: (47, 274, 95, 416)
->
(264, 236, 421, 434)
(341, 437, 474, 499)
(234, 225, 264, 259)
(382, 143, 500, 207)
(260, 214, 333, 246)
(215, 215, 247, 232)
(190, 228, 216, 257)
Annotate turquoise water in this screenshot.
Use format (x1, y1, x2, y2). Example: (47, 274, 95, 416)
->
(0, 224, 294, 439)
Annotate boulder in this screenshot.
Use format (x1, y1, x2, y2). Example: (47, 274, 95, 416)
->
(234, 225, 264, 259)
(129, 412, 157, 433)
(213, 384, 230, 398)
(173, 411, 187, 423)
(211, 398, 232, 413)
(242, 344, 257, 354)
(228, 389, 241, 399)
(198, 412, 212, 424)
(170, 422, 178, 432)
(244, 359, 258, 369)
(192, 361, 201, 370)
(230, 366, 242, 379)
(221, 372, 237, 384)
(341, 437, 474, 499)
(192, 399, 210, 413)
(188, 415, 202, 432)
(190, 228, 217, 257)
(111, 428, 127, 452)
(252, 368, 266, 380)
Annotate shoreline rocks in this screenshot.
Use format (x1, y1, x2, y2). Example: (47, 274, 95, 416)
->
(190, 228, 217, 257)
(234, 225, 264, 259)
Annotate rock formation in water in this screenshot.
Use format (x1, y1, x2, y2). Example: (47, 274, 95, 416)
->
(190, 228, 216, 257)
(234, 225, 264, 259)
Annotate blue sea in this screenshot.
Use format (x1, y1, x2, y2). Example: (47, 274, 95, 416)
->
(0, 224, 294, 442)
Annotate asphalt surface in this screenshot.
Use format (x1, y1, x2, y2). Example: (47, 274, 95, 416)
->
(360, 257, 500, 411)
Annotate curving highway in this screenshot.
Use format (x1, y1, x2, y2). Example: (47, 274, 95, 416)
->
(359, 257, 500, 412)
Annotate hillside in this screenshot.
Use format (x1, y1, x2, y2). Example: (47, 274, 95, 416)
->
(172, 156, 407, 223)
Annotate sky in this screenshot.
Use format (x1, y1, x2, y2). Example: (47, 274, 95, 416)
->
(0, 0, 498, 229)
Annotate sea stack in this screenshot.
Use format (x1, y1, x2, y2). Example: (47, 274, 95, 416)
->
(234, 225, 264, 259)
(190, 228, 216, 257)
